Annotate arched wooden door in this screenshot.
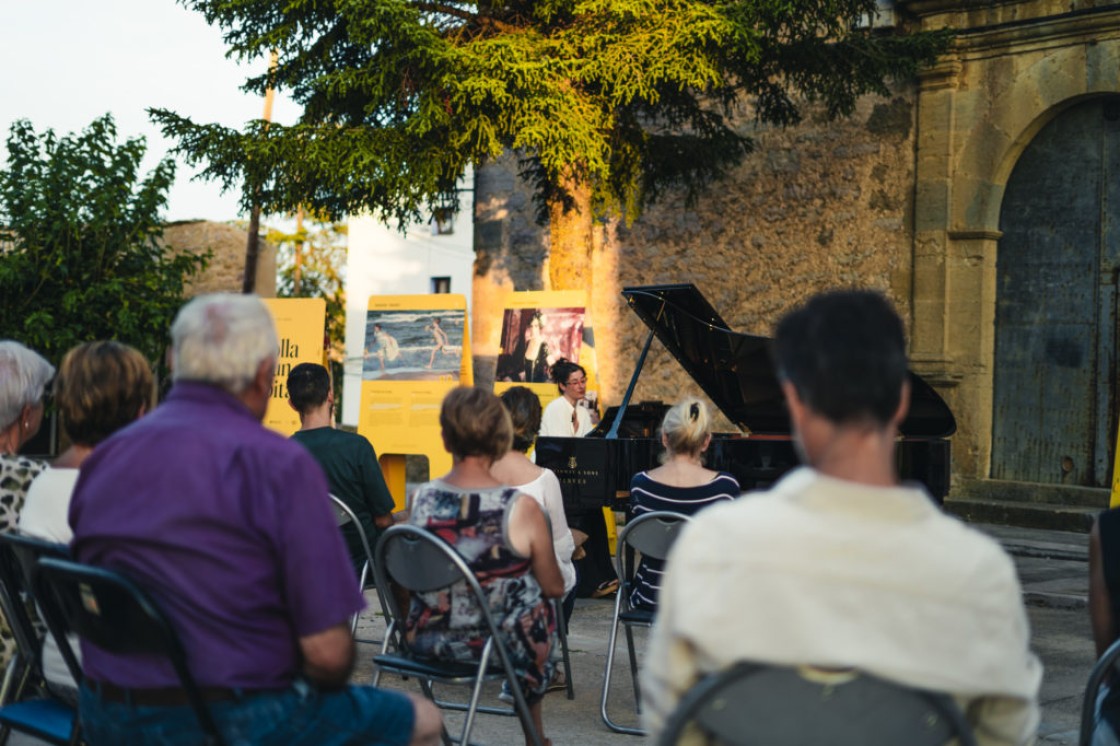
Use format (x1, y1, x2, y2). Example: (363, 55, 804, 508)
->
(993, 96, 1120, 486)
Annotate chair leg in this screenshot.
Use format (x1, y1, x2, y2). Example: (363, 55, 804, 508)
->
(0, 653, 29, 707)
(554, 598, 574, 700)
(600, 592, 644, 735)
(416, 679, 454, 746)
(459, 641, 498, 746)
(624, 624, 642, 713)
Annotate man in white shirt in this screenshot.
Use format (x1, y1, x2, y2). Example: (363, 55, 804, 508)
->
(641, 290, 1042, 745)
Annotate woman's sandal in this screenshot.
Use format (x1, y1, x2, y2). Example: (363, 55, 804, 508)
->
(590, 579, 619, 598)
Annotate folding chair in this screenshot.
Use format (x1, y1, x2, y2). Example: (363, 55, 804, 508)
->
(601, 510, 692, 735)
(658, 662, 977, 746)
(328, 493, 389, 640)
(1080, 637, 1120, 745)
(371, 524, 545, 746)
(0, 532, 76, 746)
(33, 557, 227, 746)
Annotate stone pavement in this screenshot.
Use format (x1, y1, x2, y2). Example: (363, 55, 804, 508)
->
(347, 521, 1099, 745)
(10, 521, 1101, 745)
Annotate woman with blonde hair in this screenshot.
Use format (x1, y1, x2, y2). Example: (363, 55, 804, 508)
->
(408, 386, 565, 746)
(20, 340, 153, 700)
(628, 397, 740, 611)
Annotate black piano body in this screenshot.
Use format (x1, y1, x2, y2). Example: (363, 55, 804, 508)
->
(536, 284, 956, 512)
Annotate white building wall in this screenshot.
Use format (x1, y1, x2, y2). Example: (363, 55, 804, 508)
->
(341, 175, 475, 426)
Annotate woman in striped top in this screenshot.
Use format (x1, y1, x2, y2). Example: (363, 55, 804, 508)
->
(628, 398, 740, 611)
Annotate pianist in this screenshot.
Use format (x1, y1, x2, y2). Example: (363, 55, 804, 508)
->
(539, 360, 596, 437)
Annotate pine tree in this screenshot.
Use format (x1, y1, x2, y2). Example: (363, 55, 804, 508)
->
(152, 0, 949, 290)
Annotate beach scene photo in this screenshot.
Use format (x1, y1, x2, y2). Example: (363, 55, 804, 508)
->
(362, 308, 465, 381)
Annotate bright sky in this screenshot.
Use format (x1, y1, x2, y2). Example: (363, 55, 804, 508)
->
(0, 0, 301, 223)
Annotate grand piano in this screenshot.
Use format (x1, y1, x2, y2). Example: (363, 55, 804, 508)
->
(536, 283, 957, 512)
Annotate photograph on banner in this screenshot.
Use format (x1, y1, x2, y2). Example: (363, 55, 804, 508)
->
(496, 306, 586, 384)
(362, 308, 465, 382)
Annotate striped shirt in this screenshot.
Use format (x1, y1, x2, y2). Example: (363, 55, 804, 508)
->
(628, 471, 740, 610)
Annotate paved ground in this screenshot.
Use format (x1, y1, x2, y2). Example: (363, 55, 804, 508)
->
(346, 522, 1099, 745)
(10, 521, 1101, 745)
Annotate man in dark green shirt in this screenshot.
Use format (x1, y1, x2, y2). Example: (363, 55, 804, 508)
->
(287, 363, 396, 580)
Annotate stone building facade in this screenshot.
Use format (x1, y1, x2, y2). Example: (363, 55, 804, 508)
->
(472, 0, 1120, 499)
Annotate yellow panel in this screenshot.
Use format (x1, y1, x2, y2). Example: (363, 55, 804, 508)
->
(493, 290, 598, 417)
(261, 298, 326, 436)
(358, 295, 471, 507)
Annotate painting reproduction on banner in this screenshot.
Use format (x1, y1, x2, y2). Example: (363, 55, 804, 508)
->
(362, 308, 465, 382)
(495, 306, 585, 385)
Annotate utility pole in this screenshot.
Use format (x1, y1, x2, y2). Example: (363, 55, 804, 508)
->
(243, 50, 278, 294)
(293, 204, 304, 296)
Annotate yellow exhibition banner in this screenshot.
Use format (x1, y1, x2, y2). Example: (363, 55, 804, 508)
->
(262, 297, 327, 436)
(358, 294, 472, 510)
(492, 290, 599, 412)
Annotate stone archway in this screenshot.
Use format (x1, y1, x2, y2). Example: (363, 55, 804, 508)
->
(907, 0, 1120, 489)
(992, 96, 1120, 487)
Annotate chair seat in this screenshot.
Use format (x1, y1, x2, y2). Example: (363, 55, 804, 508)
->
(0, 697, 76, 744)
(374, 653, 507, 682)
(619, 608, 654, 625)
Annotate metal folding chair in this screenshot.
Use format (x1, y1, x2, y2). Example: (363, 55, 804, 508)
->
(0, 532, 76, 746)
(601, 510, 692, 736)
(1081, 638, 1120, 746)
(371, 523, 546, 746)
(328, 493, 389, 641)
(33, 557, 227, 746)
(658, 662, 977, 746)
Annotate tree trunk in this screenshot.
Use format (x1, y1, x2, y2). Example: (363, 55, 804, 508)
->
(546, 180, 593, 291)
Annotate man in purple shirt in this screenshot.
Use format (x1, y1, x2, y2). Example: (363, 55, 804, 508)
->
(69, 293, 441, 745)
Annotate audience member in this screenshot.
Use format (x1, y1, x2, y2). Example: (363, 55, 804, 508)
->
(1089, 509, 1120, 744)
(69, 294, 441, 745)
(628, 398, 738, 611)
(19, 340, 152, 701)
(287, 361, 395, 578)
(0, 340, 54, 670)
(408, 386, 564, 746)
(492, 386, 577, 698)
(641, 290, 1042, 744)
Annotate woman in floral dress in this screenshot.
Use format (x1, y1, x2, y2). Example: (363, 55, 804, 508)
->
(407, 386, 565, 746)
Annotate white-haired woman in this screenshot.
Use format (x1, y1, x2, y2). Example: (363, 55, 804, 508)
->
(0, 339, 55, 669)
(628, 398, 740, 611)
(0, 340, 55, 522)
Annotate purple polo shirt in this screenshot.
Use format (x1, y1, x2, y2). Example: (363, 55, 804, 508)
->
(69, 381, 363, 689)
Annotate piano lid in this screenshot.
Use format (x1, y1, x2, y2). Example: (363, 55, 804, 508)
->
(622, 284, 957, 438)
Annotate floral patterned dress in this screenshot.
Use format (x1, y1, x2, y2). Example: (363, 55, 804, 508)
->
(0, 453, 45, 668)
(406, 481, 556, 700)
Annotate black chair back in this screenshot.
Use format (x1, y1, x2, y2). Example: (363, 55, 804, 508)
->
(33, 557, 225, 745)
(658, 662, 977, 746)
(372, 523, 544, 746)
(0, 533, 70, 687)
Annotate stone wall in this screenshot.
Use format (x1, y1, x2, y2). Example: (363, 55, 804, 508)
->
(161, 220, 276, 298)
(473, 91, 921, 431)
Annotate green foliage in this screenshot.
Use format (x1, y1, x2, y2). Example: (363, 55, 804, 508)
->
(267, 217, 348, 364)
(0, 115, 208, 371)
(153, 0, 952, 225)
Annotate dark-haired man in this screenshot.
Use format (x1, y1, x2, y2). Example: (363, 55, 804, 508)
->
(288, 362, 396, 578)
(642, 290, 1042, 744)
